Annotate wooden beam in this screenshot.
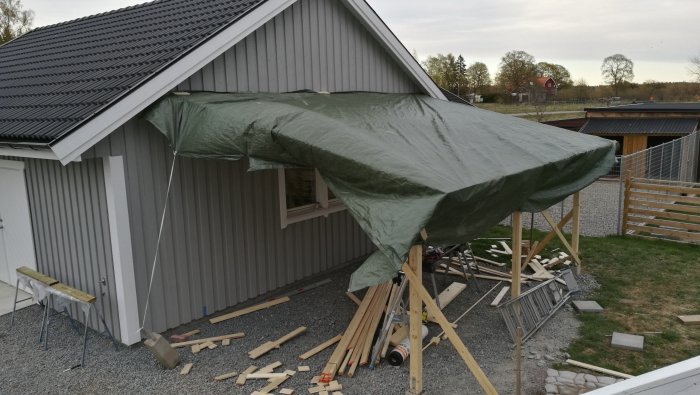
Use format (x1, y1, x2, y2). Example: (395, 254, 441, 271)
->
(408, 244, 423, 395)
(402, 263, 498, 395)
(210, 297, 290, 324)
(572, 192, 581, 274)
(171, 332, 245, 348)
(512, 211, 522, 299)
(298, 334, 343, 360)
(541, 210, 581, 265)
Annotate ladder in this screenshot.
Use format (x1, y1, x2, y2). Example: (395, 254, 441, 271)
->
(498, 270, 580, 343)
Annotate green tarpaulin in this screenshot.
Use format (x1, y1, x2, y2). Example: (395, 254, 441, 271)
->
(144, 92, 615, 290)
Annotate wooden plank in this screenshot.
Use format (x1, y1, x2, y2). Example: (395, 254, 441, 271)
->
(280, 389, 295, 395)
(630, 190, 700, 205)
(172, 332, 245, 348)
(346, 292, 361, 306)
(246, 372, 288, 379)
(625, 224, 700, 241)
(490, 286, 510, 307)
(299, 334, 343, 360)
(627, 207, 700, 224)
(512, 211, 522, 299)
(572, 191, 581, 274)
(402, 263, 498, 395)
(408, 244, 423, 394)
(359, 284, 391, 366)
(249, 327, 307, 359)
(214, 370, 239, 381)
(677, 315, 700, 325)
(180, 363, 193, 375)
(627, 215, 700, 232)
(210, 296, 290, 324)
(565, 359, 634, 379)
(473, 255, 506, 267)
(389, 325, 408, 346)
(427, 282, 467, 322)
(50, 283, 96, 304)
(541, 211, 582, 265)
(16, 266, 58, 285)
(523, 210, 573, 271)
(629, 199, 700, 215)
(258, 375, 289, 394)
(236, 365, 258, 386)
(259, 361, 282, 373)
(499, 241, 512, 255)
(630, 181, 700, 196)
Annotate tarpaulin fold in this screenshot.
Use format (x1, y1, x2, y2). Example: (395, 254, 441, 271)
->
(144, 92, 615, 290)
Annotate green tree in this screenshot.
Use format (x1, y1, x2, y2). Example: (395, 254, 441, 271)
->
(535, 62, 573, 89)
(464, 62, 490, 94)
(495, 50, 537, 93)
(0, 0, 33, 45)
(601, 54, 634, 97)
(423, 53, 466, 95)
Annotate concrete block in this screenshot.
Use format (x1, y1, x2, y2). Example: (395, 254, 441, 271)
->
(144, 332, 180, 369)
(572, 300, 604, 312)
(611, 331, 644, 351)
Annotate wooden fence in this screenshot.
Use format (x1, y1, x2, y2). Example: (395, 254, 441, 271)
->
(622, 177, 700, 244)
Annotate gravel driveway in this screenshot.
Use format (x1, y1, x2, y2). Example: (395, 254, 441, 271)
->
(0, 263, 583, 394)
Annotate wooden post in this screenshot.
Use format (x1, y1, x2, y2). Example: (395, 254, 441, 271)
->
(408, 244, 423, 395)
(621, 173, 632, 235)
(571, 192, 581, 274)
(511, 211, 522, 298)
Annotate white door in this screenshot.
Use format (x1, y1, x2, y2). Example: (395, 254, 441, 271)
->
(0, 159, 37, 285)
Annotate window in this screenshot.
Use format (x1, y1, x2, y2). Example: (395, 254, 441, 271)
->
(278, 168, 345, 228)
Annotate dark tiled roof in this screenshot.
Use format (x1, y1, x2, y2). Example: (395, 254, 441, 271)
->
(439, 88, 474, 106)
(585, 102, 700, 113)
(542, 117, 586, 132)
(0, 0, 266, 143)
(580, 118, 699, 136)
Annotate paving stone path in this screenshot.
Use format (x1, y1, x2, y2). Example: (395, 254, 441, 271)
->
(545, 369, 626, 394)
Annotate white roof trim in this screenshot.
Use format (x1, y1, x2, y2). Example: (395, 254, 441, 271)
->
(0, 147, 80, 161)
(340, 0, 445, 100)
(51, 0, 296, 165)
(50, 0, 444, 164)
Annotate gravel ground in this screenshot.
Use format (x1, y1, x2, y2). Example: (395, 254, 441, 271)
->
(503, 179, 623, 237)
(0, 263, 586, 395)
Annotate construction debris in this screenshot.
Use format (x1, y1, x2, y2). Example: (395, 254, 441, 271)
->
(170, 329, 200, 342)
(214, 370, 238, 381)
(299, 334, 343, 360)
(248, 327, 307, 359)
(298, 366, 310, 372)
(210, 297, 290, 324)
(490, 286, 510, 307)
(171, 332, 245, 348)
(236, 365, 258, 386)
(180, 363, 193, 375)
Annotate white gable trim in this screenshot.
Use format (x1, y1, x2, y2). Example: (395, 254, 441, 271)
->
(0, 147, 80, 161)
(51, 0, 296, 165)
(341, 0, 445, 100)
(50, 0, 444, 164)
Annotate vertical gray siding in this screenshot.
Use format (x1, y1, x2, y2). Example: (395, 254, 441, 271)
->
(176, 0, 419, 94)
(1, 156, 120, 340)
(94, 124, 373, 332)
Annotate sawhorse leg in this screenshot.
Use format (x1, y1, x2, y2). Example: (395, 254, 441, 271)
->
(80, 305, 91, 367)
(10, 279, 20, 328)
(43, 295, 52, 350)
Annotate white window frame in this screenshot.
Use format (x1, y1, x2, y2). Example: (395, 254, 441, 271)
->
(278, 168, 345, 228)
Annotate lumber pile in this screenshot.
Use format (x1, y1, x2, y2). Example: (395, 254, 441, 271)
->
(320, 281, 393, 382)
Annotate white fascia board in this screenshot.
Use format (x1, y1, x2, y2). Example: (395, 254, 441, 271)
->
(51, 0, 296, 165)
(341, 0, 446, 100)
(586, 355, 700, 394)
(0, 147, 79, 161)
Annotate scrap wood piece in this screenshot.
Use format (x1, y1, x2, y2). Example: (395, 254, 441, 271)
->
(472, 255, 506, 267)
(259, 375, 290, 394)
(524, 210, 574, 271)
(246, 372, 289, 379)
(214, 370, 239, 381)
(678, 315, 700, 325)
(172, 332, 245, 348)
(499, 241, 512, 255)
(346, 292, 361, 306)
(171, 329, 201, 342)
(236, 365, 258, 386)
(249, 327, 307, 359)
(204, 341, 217, 350)
(299, 334, 343, 360)
(280, 389, 295, 395)
(426, 282, 467, 322)
(259, 361, 282, 373)
(565, 359, 634, 379)
(490, 286, 510, 307)
(284, 369, 297, 376)
(180, 363, 193, 375)
(221, 338, 230, 346)
(191, 344, 201, 354)
(297, 365, 310, 372)
(210, 296, 290, 324)
(541, 211, 581, 265)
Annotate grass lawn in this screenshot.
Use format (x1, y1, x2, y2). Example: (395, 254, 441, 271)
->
(472, 226, 700, 376)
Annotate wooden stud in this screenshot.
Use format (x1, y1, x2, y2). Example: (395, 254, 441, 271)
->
(572, 191, 581, 274)
(512, 211, 522, 299)
(408, 244, 423, 395)
(402, 263, 498, 395)
(209, 297, 290, 324)
(180, 363, 193, 375)
(298, 334, 343, 360)
(172, 332, 245, 348)
(426, 282, 467, 322)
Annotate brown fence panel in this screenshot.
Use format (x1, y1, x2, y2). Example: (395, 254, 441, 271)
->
(622, 177, 700, 244)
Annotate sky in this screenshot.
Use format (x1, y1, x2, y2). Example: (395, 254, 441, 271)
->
(26, 0, 700, 85)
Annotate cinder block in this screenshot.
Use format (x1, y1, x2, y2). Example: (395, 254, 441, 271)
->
(611, 332, 644, 351)
(572, 300, 604, 313)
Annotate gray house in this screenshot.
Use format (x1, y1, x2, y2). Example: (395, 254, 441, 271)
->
(0, 0, 446, 345)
